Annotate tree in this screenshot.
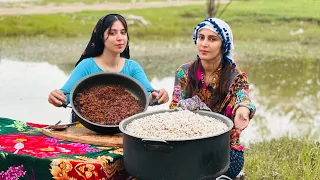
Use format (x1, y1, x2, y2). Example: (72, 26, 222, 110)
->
(206, 0, 233, 18)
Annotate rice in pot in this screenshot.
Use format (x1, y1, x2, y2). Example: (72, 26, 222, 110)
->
(125, 110, 228, 140)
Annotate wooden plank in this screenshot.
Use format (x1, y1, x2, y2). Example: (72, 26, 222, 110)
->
(42, 125, 123, 147)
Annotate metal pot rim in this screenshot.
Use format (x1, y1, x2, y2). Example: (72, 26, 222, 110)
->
(119, 109, 234, 141)
(69, 72, 149, 128)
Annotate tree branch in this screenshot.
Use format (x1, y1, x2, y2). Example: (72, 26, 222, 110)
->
(215, 0, 221, 17)
(217, 0, 232, 18)
(206, 0, 214, 18)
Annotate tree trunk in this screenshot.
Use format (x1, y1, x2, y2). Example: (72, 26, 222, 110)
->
(206, 0, 218, 18)
(206, 0, 232, 18)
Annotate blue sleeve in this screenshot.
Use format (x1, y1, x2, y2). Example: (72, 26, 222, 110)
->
(60, 61, 89, 104)
(130, 61, 153, 95)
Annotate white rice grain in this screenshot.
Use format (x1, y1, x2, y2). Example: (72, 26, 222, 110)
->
(125, 110, 228, 140)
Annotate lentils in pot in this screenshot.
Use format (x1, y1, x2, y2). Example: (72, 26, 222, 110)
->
(125, 110, 228, 140)
(74, 85, 143, 125)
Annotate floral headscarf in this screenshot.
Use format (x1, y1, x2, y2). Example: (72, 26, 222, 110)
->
(75, 14, 130, 67)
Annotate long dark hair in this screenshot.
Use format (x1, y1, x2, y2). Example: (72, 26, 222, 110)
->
(75, 14, 130, 67)
(185, 57, 235, 111)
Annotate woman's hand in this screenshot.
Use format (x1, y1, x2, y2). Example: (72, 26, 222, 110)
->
(149, 88, 169, 105)
(176, 95, 211, 111)
(234, 106, 250, 135)
(48, 89, 66, 107)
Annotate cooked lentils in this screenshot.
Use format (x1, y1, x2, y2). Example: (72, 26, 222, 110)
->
(74, 85, 143, 125)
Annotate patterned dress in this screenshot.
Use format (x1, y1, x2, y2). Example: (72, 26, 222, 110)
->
(169, 60, 256, 151)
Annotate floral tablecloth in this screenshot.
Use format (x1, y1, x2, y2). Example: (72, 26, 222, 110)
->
(0, 117, 132, 180)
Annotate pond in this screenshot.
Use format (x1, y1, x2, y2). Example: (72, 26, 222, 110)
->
(0, 37, 319, 145)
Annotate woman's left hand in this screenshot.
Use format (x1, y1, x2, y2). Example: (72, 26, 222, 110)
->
(234, 106, 250, 135)
(149, 88, 169, 105)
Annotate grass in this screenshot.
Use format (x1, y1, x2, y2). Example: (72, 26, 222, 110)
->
(39, 0, 195, 5)
(2, 0, 183, 5)
(220, 0, 320, 43)
(0, 0, 319, 43)
(0, 5, 204, 40)
(39, 0, 160, 4)
(245, 137, 320, 179)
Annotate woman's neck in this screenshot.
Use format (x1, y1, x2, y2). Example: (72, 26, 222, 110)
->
(201, 59, 221, 76)
(98, 49, 121, 68)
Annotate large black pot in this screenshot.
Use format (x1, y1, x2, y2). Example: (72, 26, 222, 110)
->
(69, 72, 149, 134)
(119, 109, 234, 180)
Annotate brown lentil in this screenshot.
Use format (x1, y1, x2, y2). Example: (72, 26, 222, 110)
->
(74, 85, 143, 125)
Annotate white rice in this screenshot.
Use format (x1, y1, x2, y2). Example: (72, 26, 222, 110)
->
(125, 110, 228, 140)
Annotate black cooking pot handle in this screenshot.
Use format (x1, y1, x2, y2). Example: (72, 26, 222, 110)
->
(61, 103, 72, 108)
(60, 92, 72, 108)
(142, 139, 173, 152)
(148, 89, 160, 106)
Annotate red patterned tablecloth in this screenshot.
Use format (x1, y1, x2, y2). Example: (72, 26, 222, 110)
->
(0, 118, 133, 180)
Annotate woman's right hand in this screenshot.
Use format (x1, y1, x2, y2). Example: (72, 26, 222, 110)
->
(48, 89, 66, 107)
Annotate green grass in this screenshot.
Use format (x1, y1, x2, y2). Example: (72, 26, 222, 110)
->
(245, 137, 320, 179)
(220, 0, 320, 43)
(0, 5, 205, 40)
(2, 0, 179, 5)
(0, 0, 319, 43)
(38, 0, 174, 5)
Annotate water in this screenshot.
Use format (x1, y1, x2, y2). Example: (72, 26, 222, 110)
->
(0, 37, 319, 145)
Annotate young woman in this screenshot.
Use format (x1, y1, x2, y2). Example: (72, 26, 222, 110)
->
(48, 14, 169, 119)
(169, 18, 256, 179)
